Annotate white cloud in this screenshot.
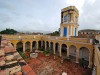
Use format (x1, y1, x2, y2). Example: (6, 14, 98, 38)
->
(0, 0, 100, 33)
(65, 0, 85, 13)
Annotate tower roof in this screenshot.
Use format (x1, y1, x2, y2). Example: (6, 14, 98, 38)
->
(61, 6, 79, 14)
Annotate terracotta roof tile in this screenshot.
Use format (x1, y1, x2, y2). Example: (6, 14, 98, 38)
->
(27, 71, 36, 75)
(22, 65, 32, 73)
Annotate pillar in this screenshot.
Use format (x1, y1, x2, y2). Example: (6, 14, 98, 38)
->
(67, 26, 69, 37)
(45, 41, 46, 50)
(76, 28, 78, 36)
(59, 44, 62, 57)
(36, 41, 38, 49)
(70, 26, 72, 36)
(23, 43, 25, 52)
(49, 42, 50, 50)
(60, 27, 63, 37)
(14, 44, 16, 50)
(88, 52, 93, 68)
(41, 41, 43, 47)
(30, 42, 32, 52)
(76, 49, 79, 63)
(67, 47, 69, 58)
(53, 43, 55, 54)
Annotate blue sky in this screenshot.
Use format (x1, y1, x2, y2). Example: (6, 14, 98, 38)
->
(0, 0, 100, 33)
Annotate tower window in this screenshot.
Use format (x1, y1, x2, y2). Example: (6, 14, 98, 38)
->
(63, 15, 67, 22)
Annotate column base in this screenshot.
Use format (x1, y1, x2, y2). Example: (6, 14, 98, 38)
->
(54, 53, 56, 55)
(76, 61, 79, 64)
(88, 65, 92, 69)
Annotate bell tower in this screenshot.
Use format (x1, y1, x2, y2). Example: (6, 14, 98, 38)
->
(60, 6, 79, 37)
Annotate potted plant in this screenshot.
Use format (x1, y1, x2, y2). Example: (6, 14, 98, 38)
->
(43, 50, 50, 56)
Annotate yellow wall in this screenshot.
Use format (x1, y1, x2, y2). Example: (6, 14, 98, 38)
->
(95, 45, 100, 75)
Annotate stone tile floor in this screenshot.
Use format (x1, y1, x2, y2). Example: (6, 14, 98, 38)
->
(27, 53, 92, 75)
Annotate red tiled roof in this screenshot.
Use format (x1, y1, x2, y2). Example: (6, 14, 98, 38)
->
(22, 65, 32, 73)
(27, 71, 36, 75)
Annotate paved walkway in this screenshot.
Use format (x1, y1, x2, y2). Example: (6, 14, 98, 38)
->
(27, 53, 92, 75)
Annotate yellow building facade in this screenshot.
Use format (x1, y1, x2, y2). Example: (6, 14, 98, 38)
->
(0, 6, 95, 70)
(1, 34, 94, 69)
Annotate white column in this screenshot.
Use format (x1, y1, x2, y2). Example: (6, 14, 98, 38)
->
(76, 28, 78, 36)
(60, 27, 63, 37)
(45, 41, 46, 50)
(76, 49, 79, 63)
(30, 42, 32, 52)
(71, 26, 72, 36)
(59, 44, 62, 57)
(49, 42, 50, 50)
(36, 41, 38, 50)
(88, 52, 93, 68)
(23, 43, 25, 52)
(53, 43, 55, 54)
(67, 47, 69, 58)
(67, 26, 69, 37)
(14, 44, 16, 50)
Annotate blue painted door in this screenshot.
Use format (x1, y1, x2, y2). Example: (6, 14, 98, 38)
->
(63, 28, 67, 36)
(74, 28, 76, 36)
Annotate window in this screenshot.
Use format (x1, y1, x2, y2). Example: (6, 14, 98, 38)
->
(68, 14, 71, 22)
(75, 16, 78, 23)
(63, 15, 68, 22)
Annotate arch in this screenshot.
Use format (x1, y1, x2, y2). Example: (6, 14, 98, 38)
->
(46, 41, 49, 50)
(32, 41, 36, 49)
(50, 42, 53, 53)
(55, 43, 60, 56)
(38, 41, 42, 49)
(25, 41, 30, 52)
(42, 41, 45, 50)
(16, 42, 23, 52)
(69, 45, 76, 61)
(61, 44, 67, 58)
(79, 47, 90, 67)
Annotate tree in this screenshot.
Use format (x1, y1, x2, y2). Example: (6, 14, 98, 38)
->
(0, 28, 18, 34)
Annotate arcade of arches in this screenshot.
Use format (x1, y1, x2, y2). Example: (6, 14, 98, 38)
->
(11, 39, 93, 68)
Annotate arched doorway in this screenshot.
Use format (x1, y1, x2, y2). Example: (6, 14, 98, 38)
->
(55, 43, 59, 56)
(61, 44, 67, 58)
(69, 45, 76, 62)
(32, 41, 36, 52)
(16, 42, 23, 52)
(46, 41, 49, 50)
(42, 41, 45, 50)
(38, 41, 41, 49)
(79, 47, 90, 67)
(25, 41, 30, 52)
(50, 42, 53, 53)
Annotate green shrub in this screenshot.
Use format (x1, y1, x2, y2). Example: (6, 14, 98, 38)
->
(38, 48, 44, 51)
(43, 50, 50, 55)
(26, 49, 30, 52)
(22, 53, 27, 59)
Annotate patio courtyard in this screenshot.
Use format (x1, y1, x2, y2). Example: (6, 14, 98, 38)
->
(26, 52, 92, 75)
